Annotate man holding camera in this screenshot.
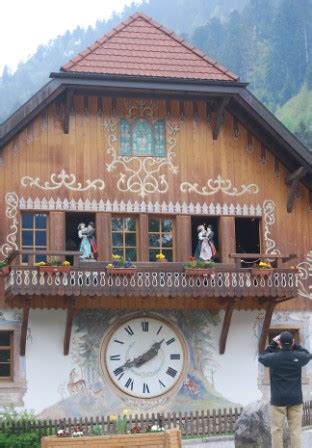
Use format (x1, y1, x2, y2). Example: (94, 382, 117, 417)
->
(259, 331, 311, 448)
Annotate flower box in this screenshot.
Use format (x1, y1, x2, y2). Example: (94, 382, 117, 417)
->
(0, 266, 10, 277)
(250, 268, 274, 276)
(38, 266, 70, 274)
(107, 268, 138, 275)
(41, 428, 181, 448)
(184, 268, 215, 276)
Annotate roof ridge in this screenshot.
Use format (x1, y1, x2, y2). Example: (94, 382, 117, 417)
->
(62, 12, 239, 81)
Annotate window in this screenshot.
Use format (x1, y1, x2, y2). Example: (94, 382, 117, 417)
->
(119, 117, 166, 156)
(111, 217, 137, 261)
(235, 218, 260, 267)
(0, 331, 13, 381)
(21, 213, 48, 263)
(148, 217, 173, 261)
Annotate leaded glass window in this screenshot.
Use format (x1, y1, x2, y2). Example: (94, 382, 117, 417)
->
(119, 118, 166, 156)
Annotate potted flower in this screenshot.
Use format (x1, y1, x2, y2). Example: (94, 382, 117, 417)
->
(251, 260, 273, 276)
(36, 257, 71, 274)
(184, 256, 215, 275)
(155, 252, 167, 262)
(106, 255, 137, 275)
(0, 259, 10, 277)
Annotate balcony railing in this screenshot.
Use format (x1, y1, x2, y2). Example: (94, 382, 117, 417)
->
(4, 265, 298, 299)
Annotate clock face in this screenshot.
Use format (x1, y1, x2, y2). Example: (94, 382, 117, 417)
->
(100, 315, 188, 400)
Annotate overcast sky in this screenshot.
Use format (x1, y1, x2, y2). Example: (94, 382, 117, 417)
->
(1, 0, 142, 74)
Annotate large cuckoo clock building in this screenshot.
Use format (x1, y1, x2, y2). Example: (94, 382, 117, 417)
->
(0, 13, 311, 418)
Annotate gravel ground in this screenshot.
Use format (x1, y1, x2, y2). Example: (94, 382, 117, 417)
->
(182, 427, 312, 447)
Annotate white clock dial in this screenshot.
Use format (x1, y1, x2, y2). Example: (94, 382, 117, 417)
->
(100, 315, 188, 400)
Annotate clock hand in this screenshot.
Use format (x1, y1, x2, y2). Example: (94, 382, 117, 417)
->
(134, 338, 164, 368)
(121, 339, 165, 369)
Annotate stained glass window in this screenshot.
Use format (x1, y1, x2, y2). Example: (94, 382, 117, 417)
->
(119, 118, 166, 156)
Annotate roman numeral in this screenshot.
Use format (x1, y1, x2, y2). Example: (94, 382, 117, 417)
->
(159, 380, 166, 389)
(170, 354, 180, 360)
(113, 367, 124, 378)
(141, 321, 149, 332)
(143, 383, 150, 394)
(125, 325, 134, 336)
(113, 339, 124, 345)
(156, 325, 163, 335)
(166, 367, 177, 378)
(110, 355, 121, 361)
(166, 337, 175, 345)
(125, 378, 134, 390)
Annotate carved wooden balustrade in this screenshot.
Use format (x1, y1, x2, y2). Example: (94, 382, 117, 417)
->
(5, 263, 298, 299)
(3, 251, 299, 356)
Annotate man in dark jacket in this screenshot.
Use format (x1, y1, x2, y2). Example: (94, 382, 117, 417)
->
(259, 331, 311, 448)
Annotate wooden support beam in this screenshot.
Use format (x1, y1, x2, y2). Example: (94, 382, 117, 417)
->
(219, 301, 235, 354)
(20, 298, 30, 356)
(285, 166, 308, 213)
(64, 298, 75, 355)
(285, 166, 308, 185)
(259, 301, 276, 353)
(213, 97, 230, 140)
(63, 89, 74, 134)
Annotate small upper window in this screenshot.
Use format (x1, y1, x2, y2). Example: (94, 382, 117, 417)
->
(119, 117, 166, 157)
(0, 331, 13, 381)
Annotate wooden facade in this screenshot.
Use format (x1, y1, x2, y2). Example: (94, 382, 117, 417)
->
(0, 13, 311, 362)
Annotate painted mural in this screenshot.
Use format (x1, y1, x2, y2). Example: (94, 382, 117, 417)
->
(38, 309, 238, 418)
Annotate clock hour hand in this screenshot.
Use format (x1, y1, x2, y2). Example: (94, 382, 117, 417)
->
(121, 339, 164, 369)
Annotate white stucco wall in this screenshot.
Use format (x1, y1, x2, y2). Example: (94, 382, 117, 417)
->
(1, 308, 311, 416)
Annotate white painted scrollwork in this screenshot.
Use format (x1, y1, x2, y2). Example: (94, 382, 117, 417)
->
(180, 174, 259, 196)
(21, 169, 105, 191)
(104, 118, 180, 198)
(0, 192, 19, 257)
(297, 251, 312, 300)
(263, 199, 281, 257)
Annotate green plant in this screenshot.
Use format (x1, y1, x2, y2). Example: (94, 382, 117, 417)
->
(90, 424, 104, 436)
(116, 415, 127, 434)
(184, 257, 215, 269)
(0, 407, 40, 447)
(107, 255, 135, 269)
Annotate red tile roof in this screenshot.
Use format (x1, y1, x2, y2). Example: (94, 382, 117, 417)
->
(62, 12, 239, 82)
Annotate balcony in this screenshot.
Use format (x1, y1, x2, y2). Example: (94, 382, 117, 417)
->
(5, 264, 298, 300)
(2, 251, 298, 356)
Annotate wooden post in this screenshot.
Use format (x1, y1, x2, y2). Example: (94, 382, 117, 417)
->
(96, 213, 111, 261)
(219, 301, 235, 354)
(259, 301, 276, 353)
(138, 214, 148, 261)
(175, 215, 192, 262)
(64, 298, 75, 355)
(219, 217, 236, 264)
(213, 97, 230, 140)
(20, 298, 30, 356)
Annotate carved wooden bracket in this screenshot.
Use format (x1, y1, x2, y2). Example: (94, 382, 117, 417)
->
(20, 298, 30, 356)
(64, 297, 76, 355)
(213, 97, 230, 140)
(285, 166, 308, 213)
(219, 300, 235, 354)
(63, 89, 74, 134)
(259, 300, 276, 353)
